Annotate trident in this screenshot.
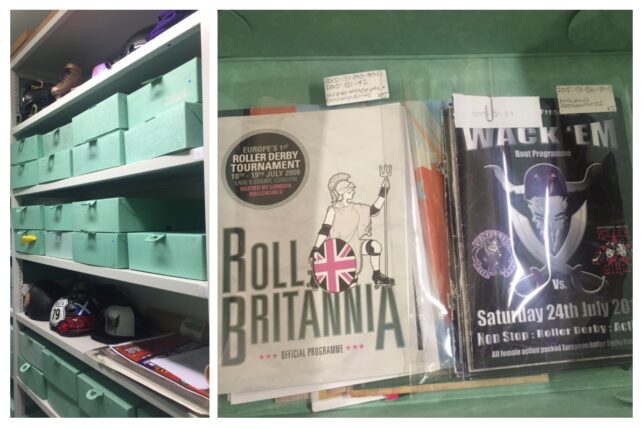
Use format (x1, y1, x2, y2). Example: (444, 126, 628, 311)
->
(379, 164, 392, 276)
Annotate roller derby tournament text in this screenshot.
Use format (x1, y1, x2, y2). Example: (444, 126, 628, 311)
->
(221, 228, 405, 366)
(475, 299, 632, 357)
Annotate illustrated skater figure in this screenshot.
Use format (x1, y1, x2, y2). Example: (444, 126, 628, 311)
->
(309, 172, 394, 288)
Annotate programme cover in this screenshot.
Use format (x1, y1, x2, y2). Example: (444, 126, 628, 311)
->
(445, 96, 633, 374)
(218, 103, 427, 393)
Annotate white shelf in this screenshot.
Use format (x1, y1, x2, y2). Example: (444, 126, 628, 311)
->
(12, 11, 201, 137)
(15, 313, 201, 417)
(15, 254, 208, 299)
(13, 147, 204, 197)
(16, 379, 60, 418)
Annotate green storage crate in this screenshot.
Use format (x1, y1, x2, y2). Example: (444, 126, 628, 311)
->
(72, 93, 128, 145)
(11, 205, 45, 230)
(11, 160, 39, 189)
(18, 355, 47, 400)
(42, 123, 74, 156)
(78, 371, 143, 417)
(11, 135, 43, 165)
(44, 203, 74, 231)
(72, 197, 205, 233)
(42, 347, 88, 401)
(124, 102, 202, 163)
(18, 330, 49, 369)
(73, 130, 125, 176)
(127, 57, 202, 127)
(127, 232, 207, 280)
(37, 149, 73, 183)
(137, 403, 170, 417)
(45, 231, 73, 260)
(47, 383, 82, 417)
(72, 232, 128, 268)
(15, 230, 46, 255)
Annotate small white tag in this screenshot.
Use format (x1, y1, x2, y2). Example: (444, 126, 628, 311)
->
(453, 94, 543, 129)
(180, 318, 207, 341)
(192, 146, 204, 160)
(324, 70, 389, 106)
(556, 85, 617, 114)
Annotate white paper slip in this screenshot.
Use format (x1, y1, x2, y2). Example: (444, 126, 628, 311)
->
(556, 85, 617, 114)
(324, 70, 389, 106)
(453, 94, 542, 129)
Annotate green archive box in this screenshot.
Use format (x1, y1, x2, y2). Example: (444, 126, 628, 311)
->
(18, 355, 47, 400)
(73, 130, 125, 176)
(15, 230, 46, 255)
(44, 203, 74, 231)
(78, 371, 144, 417)
(127, 57, 202, 128)
(73, 197, 205, 233)
(11, 205, 45, 230)
(11, 160, 39, 189)
(42, 347, 89, 401)
(124, 102, 203, 164)
(72, 232, 128, 268)
(127, 232, 207, 280)
(136, 403, 170, 417)
(47, 384, 82, 417)
(38, 149, 73, 183)
(42, 123, 74, 156)
(11, 135, 43, 165)
(72, 93, 128, 145)
(19, 330, 49, 370)
(45, 231, 73, 260)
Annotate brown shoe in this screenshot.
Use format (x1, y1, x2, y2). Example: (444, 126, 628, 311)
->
(51, 63, 86, 99)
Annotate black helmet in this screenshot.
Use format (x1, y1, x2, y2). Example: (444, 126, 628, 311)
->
(122, 25, 155, 58)
(24, 280, 65, 321)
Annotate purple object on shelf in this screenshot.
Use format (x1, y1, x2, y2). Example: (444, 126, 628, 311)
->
(146, 10, 195, 41)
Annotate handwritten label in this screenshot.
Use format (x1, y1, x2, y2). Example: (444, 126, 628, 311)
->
(556, 85, 617, 114)
(453, 94, 542, 129)
(324, 70, 389, 106)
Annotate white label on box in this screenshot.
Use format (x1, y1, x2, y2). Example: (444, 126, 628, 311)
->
(453, 94, 543, 129)
(556, 85, 617, 114)
(324, 70, 389, 106)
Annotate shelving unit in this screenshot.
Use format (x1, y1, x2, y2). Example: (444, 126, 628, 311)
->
(16, 379, 60, 418)
(10, 10, 210, 418)
(14, 254, 208, 298)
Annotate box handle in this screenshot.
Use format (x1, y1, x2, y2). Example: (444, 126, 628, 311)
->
(48, 204, 63, 209)
(18, 140, 24, 149)
(79, 229, 97, 235)
(16, 207, 26, 213)
(81, 200, 97, 207)
(53, 128, 60, 144)
(20, 234, 37, 245)
(145, 234, 166, 242)
(86, 389, 104, 401)
(19, 363, 31, 373)
(88, 139, 98, 145)
(141, 75, 163, 86)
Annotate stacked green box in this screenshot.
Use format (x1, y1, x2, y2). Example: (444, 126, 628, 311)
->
(19, 330, 49, 369)
(72, 93, 128, 146)
(42, 123, 74, 156)
(72, 130, 126, 176)
(48, 384, 82, 417)
(124, 102, 203, 163)
(127, 57, 202, 128)
(11, 135, 42, 164)
(78, 371, 144, 417)
(18, 355, 47, 400)
(44, 203, 74, 231)
(11, 205, 44, 230)
(71, 232, 129, 268)
(127, 232, 207, 280)
(14, 230, 46, 255)
(45, 231, 73, 260)
(37, 149, 73, 183)
(11, 160, 39, 189)
(72, 197, 205, 233)
(136, 403, 171, 417)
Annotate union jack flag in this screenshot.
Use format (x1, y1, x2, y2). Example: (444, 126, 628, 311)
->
(313, 238, 357, 293)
